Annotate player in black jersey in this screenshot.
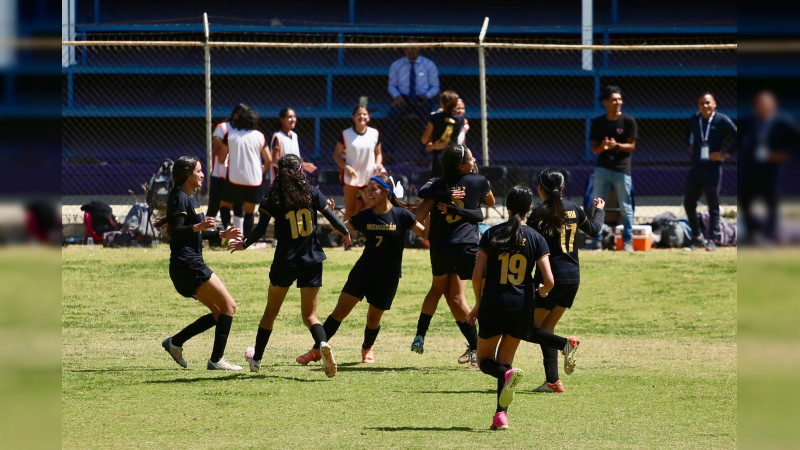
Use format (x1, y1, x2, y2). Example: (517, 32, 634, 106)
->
(411, 144, 494, 367)
(228, 155, 351, 378)
(157, 156, 245, 371)
(421, 90, 466, 177)
(297, 174, 426, 364)
(526, 168, 605, 393)
(464, 186, 580, 430)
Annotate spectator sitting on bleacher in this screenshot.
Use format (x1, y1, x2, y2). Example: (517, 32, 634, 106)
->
(588, 85, 638, 253)
(384, 41, 439, 164)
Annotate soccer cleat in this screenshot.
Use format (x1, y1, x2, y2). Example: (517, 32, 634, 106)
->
(244, 346, 261, 373)
(411, 335, 425, 354)
(563, 336, 580, 375)
(296, 348, 322, 365)
(207, 357, 243, 371)
(468, 350, 478, 369)
(319, 342, 337, 378)
(458, 348, 472, 364)
(498, 368, 524, 408)
(361, 347, 375, 364)
(490, 411, 509, 430)
(705, 240, 716, 252)
(532, 380, 565, 393)
(162, 337, 187, 368)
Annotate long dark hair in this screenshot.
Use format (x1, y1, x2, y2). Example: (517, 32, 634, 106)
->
(153, 155, 199, 229)
(266, 154, 312, 211)
(441, 143, 469, 180)
(370, 173, 421, 211)
(232, 107, 258, 130)
(229, 103, 249, 122)
(489, 185, 533, 254)
(439, 90, 459, 114)
(528, 168, 568, 236)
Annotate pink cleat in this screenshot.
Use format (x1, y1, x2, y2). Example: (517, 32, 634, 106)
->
(532, 380, 565, 393)
(296, 348, 321, 365)
(490, 411, 509, 430)
(498, 368, 524, 408)
(319, 342, 337, 378)
(361, 347, 375, 364)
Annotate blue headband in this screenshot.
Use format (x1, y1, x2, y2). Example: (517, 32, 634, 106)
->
(370, 176, 392, 194)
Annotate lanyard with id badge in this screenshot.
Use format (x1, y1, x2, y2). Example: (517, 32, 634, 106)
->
(699, 111, 715, 160)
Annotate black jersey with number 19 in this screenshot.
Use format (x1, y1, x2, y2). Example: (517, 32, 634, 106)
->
(479, 224, 550, 312)
(258, 186, 329, 267)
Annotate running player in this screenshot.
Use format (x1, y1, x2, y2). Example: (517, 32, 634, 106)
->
(158, 156, 244, 371)
(421, 90, 466, 177)
(411, 144, 494, 367)
(297, 174, 425, 364)
(526, 168, 605, 393)
(333, 105, 384, 222)
(465, 185, 579, 430)
(228, 155, 351, 378)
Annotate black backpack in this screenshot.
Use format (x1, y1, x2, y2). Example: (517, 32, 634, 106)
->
(146, 159, 174, 212)
(80, 201, 118, 236)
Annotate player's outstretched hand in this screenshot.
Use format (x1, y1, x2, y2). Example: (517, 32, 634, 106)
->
(340, 233, 351, 248)
(196, 217, 216, 232)
(593, 198, 606, 210)
(220, 227, 242, 240)
(450, 189, 465, 203)
(228, 240, 245, 253)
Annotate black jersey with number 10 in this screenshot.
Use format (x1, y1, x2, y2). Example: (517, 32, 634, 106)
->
(258, 186, 329, 267)
(479, 224, 550, 312)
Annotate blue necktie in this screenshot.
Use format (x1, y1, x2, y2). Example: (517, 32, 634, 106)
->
(408, 61, 416, 98)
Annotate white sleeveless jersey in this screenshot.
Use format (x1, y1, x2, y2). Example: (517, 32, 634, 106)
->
(226, 128, 266, 186)
(211, 121, 230, 178)
(270, 130, 300, 182)
(341, 126, 380, 187)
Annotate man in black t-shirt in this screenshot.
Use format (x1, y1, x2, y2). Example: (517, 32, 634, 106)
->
(589, 85, 638, 252)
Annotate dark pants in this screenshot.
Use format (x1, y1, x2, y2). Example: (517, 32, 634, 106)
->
(383, 96, 433, 162)
(740, 165, 780, 243)
(683, 165, 722, 242)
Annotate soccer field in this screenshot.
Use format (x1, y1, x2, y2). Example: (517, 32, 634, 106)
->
(62, 246, 736, 448)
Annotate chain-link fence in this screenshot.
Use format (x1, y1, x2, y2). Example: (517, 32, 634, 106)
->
(62, 29, 736, 227)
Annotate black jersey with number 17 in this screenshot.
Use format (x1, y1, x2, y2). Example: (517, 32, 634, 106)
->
(528, 199, 604, 284)
(258, 186, 329, 267)
(349, 206, 417, 278)
(479, 224, 550, 312)
(422, 173, 490, 248)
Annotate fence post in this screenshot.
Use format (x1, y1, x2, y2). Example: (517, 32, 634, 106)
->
(478, 17, 489, 166)
(203, 13, 212, 198)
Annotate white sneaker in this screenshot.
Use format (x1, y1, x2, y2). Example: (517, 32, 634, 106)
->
(319, 342, 337, 378)
(207, 357, 243, 371)
(623, 242, 634, 252)
(244, 346, 261, 373)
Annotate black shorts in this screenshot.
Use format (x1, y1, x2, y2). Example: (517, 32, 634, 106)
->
(478, 307, 534, 341)
(342, 263, 400, 311)
(169, 259, 213, 298)
(536, 283, 580, 310)
(221, 180, 262, 205)
(207, 176, 225, 214)
(430, 243, 478, 280)
(269, 263, 323, 288)
(256, 176, 270, 205)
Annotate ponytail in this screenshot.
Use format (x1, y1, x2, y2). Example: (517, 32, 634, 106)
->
(488, 186, 533, 254)
(153, 156, 199, 230)
(529, 168, 568, 236)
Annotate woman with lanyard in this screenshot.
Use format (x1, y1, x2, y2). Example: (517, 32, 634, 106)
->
(410, 144, 493, 367)
(526, 168, 604, 393)
(683, 92, 737, 251)
(297, 174, 425, 364)
(465, 185, 580, 430)
(333, 105, 384, 223)
(158, 156, 244, 371)
(229, 155, 351, 378)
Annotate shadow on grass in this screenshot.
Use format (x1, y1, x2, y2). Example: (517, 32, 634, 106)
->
(410, 389, 497, 394)
(335, 362, 463, 372)
(142, 373, 327, 384)
(365, 426, 485, 433)
(66, 368, 179, 373)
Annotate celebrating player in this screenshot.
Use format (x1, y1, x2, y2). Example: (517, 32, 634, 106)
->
(465, 185, 579, 430)
(158, 156, 244, 371)
(229, 154, 351, 378)
(526, 168, 604, 393)
(297, 174, 425, 364)
(410, 144, 494, 367)
(420, 90, 466, 177)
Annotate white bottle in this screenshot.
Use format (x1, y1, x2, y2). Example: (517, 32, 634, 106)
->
(86, 237, 94, 247)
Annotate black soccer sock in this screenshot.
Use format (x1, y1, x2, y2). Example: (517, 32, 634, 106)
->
(309, 323, 327, 347)
(210, 314, 233, 363)
(529, 327, 568, 351)
(362, 325, 381, 349)
(243, 213, 255, 237)
(541, 344, 560, 383)
(313, 315, 342, 349)
(496, 376, 508, 414)
(172, 313, 216, 347)
(467, 322, 479, 351)
(253, 326, 272, 361)
(220, 207, 231, 229)
(480, 358, 509, 380)
(416, 313, 433, 337)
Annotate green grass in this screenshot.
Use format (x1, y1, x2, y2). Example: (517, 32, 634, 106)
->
(62, 246, 736, 448)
